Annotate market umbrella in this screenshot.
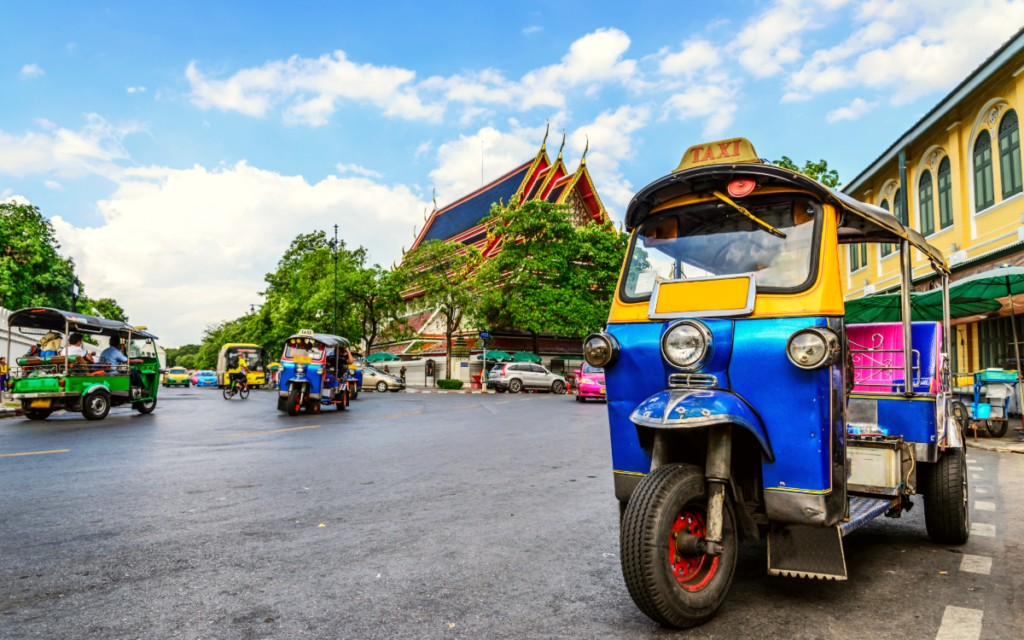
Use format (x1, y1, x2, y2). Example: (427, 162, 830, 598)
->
(510, 351, 542, 363)
(365, 351, 400, 363)
(476, 350, 511, 361)
(844, 292, 1001, 324)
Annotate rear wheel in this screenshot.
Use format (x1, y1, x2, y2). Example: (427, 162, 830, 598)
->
(134, 398, 157, 414)
(287, 387, 302, 416)
(508, 379, 523, 394)
(950, 400, 969, 432)
(24, 409, 52, 420)
(376, 381, 388, 393)
(239, 387, 250, 400)
(620, 463, 737, 629)
(923, 447, 970, 545)
(82, 392, 111, 421)
(987, 420, 1008, 438)
(552, 380, 566, 395)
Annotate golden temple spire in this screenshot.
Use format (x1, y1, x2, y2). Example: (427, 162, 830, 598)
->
(580, 135, 589, 167)
(557, 129, 566, 160)
(423, 207, 428, 222)
(432, 188, 437, 212)
(541, 119, 550, 151)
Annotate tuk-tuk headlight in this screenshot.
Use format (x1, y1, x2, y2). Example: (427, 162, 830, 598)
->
(295, 364, 306, 377)
(786, 327, 840, 370)
(662, 320, 711, 370)
(584, 332, 619, 368)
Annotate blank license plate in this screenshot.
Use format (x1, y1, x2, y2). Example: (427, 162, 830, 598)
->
(30, 399, 51, 408)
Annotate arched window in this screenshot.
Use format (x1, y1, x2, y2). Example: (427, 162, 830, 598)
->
(999, 110, 1022, 198)
(974, 129, 995, 211)
(894, 188, 904, 225)
(919, 170, 934, 236)
(937, 157, 953, 230)
(880, 200, 894, 257)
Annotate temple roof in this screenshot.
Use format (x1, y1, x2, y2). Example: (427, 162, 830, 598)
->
(416, 163, 531, 247)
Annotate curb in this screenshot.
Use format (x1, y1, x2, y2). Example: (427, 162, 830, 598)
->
(0, 407, 24, 420)
(403, 389, 495, 394)
(967, 440, 1024, 455)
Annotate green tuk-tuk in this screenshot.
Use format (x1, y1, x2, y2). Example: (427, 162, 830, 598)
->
(5, 307, 161, 421)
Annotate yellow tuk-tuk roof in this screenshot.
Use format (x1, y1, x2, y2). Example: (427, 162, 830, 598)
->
(624, 137, 948, 274)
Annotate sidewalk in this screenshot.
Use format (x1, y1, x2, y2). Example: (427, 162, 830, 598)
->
(965, 416, 1024, 454)
(1, 403, 23, 419)
(402, 385, 495, 394)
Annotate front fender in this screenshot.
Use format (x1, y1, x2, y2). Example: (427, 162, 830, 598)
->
(630, 388, 773, 461)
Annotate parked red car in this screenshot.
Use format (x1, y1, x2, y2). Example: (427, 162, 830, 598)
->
(574, 362, 606, 402)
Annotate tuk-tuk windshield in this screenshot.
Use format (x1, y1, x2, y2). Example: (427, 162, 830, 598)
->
(129, 338, 157, 359)
(283, 339, 324, 362)
(623, 198, 820, 299)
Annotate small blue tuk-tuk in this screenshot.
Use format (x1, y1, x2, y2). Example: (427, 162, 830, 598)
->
(277, 329, 351, 416)
(587, 138, 965, 628)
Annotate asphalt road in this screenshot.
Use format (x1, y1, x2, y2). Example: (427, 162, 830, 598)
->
(1, 388, 1022, 639)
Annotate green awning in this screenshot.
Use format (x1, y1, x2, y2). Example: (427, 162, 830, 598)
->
(844, 291, 1000, 324)
(944, 265, 1024, 301)
(476, 350, 511, 361)
(365, 352, 400, 362)
(510, 351, 542, 363)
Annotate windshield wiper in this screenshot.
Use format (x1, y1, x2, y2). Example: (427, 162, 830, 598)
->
(711, 190, 787, 238)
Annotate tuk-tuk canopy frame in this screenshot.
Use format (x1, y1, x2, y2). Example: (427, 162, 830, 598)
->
(7, 307, 159, 340)
(624, 163, 949, 274)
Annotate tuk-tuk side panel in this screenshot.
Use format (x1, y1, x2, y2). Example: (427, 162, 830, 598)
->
(605, 322, 668, 477)
(729, 317, 835, 495)
(849, 394, 937, 443)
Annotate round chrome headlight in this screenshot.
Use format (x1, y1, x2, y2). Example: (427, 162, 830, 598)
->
(295, 364, 306, 377)
(786, 327, 840, 370)
(661, 321, 711, 370)
(583, 332, 619, 368)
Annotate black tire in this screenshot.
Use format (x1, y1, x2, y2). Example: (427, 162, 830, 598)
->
(497, 388, 506, 394)
(287, 387, 302, 416)
(222, 387, 233, 400)
(376, 381, 388, 393)
(350, 389, 358, 401)
(508, 379, 523, 394)
(987, 420, 1008, 438)
(922, 447, 970, 545)
(620, 463, 737, 629)
(82, 392, 111, 421)
(576, 393, 584, 403)
(134, 398, 157, 414)
(337, 393, 346, 410)
(239, 388, 250, 400)
(552, 380, 566, 395)
(24, 409, 52, 420)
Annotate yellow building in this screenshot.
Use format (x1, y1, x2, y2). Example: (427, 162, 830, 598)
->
(843, 28, 1024, 375)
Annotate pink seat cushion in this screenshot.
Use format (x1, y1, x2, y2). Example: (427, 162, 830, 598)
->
(848, 322, 942, 393)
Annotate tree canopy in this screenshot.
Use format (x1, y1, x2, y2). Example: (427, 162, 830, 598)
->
(774, 157, 841, 188)
(0, 202, 77, 311)
(474, 199, 628, 344)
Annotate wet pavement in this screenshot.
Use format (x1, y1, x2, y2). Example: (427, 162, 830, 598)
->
(1, 388, 1022, 639)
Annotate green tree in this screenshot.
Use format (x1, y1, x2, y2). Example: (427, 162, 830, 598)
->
(473, 199, 628, 350)
(401, 240, 481, 379)
(774, 156, 841, 188)
(0, 202, 77, 310)
(176, 354, 196, 369)
(90, 298, 129, 323)
(342, 265, 406, 354)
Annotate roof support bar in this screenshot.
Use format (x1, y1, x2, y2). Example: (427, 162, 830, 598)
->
(900, 239, 914, 397)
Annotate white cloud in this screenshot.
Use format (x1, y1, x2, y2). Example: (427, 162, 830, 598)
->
(44, 180, 65, 191)
(4, 194, 31, 205)
(826, 97, 877, 122)
(0, 114, 141, 179)
(51, 162, 427, 346)
(414, 140, 433, 160)
(785, 0, 1024, 104)
(186, 53, 443, 126)
(336, 163, 383, 178)
(567, 105, 652, 213)
(662, 71, 741, 136)
(429, 123, 545, 203)
(20, 63, 44, 79)
(126, 86, 146, 93)
(186, 29, 643, 126)
(734, 0, 816, 78)
(656, 39, 722, 78)
(522, 26, 543, 35)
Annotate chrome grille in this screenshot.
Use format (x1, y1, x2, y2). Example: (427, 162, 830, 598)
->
(668, 373, 718, 388)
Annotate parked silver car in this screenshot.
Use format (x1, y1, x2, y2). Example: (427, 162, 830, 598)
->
(362, 366, 406, 392)
(487, 362, 567, 394)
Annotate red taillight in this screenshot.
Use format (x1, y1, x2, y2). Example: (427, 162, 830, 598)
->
(500, 364, 507, 375)
(59, 379, 65, 389)
(727, 178, 756, 198)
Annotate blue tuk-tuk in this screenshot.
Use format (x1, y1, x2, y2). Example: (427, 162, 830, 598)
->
(346, 352, 364, 401)
(277, 330, 351, 416)
(587, 138, 965, 628)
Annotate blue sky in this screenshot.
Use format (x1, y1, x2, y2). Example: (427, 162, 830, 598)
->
(4, 0, 1023, 346)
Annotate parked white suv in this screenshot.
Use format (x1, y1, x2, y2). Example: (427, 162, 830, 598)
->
(487, 363, 567, 394)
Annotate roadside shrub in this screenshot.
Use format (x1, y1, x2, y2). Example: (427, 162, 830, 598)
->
(437, 379, 464, 390)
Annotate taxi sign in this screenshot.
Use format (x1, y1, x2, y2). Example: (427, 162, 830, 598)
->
(298, 329, 315, 337)
(293, 355, 312, 364)
(674, 137, 760, 173)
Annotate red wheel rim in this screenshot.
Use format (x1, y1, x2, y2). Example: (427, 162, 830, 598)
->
(668, 506, 719, 592)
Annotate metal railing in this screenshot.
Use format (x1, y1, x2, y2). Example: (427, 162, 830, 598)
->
(850, 332, 921, 392)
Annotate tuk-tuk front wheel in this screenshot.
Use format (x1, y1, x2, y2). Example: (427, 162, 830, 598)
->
(24, 409, 52, 420)
(620, 463, 737, 629)
(922, 447, 970, 545)
(287, 387, 302, 416)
